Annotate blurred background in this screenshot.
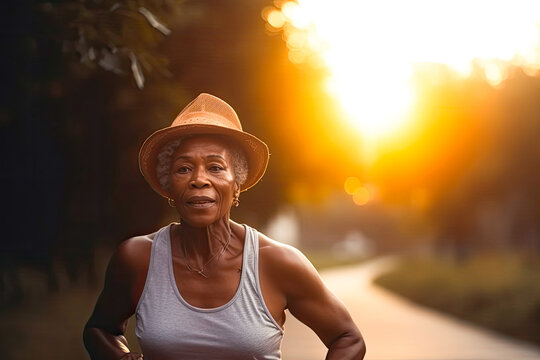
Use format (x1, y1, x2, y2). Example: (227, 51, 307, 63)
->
(1, 0, 539, 358)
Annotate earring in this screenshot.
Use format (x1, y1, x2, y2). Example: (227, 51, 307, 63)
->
(232, 191, 240, 207)
(168, 197, 176, 207)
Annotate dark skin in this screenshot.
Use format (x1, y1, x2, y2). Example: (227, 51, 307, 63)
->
(84, 135, 366, 359)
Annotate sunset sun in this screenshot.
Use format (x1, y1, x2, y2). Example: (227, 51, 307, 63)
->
(264, 0, 540, 141)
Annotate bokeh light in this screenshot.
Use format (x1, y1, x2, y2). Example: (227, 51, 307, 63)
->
(344, 176, 362, 195)
(345, 177, 373, 205)
(352, 186, 371, 206)
(267, 9, 286, 29)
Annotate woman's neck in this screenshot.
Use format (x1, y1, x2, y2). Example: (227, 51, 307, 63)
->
(175, 216, 232, 262)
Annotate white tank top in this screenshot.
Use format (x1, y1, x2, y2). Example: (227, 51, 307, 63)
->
(135, 223, 283, 359)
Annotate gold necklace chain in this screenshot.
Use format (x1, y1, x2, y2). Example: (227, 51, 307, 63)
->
(180, 228, 232, 278)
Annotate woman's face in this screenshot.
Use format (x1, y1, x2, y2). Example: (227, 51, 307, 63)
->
(168, 135, 238, 227)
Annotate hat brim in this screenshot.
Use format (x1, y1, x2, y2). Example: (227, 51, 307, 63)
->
(139, 124, 270, 198)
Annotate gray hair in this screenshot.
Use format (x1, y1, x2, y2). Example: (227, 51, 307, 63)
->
(156, 137, 248, 191)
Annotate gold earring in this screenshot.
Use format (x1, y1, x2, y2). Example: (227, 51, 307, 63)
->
(232, 192, 240, 207)
(168, 198, 176, 207)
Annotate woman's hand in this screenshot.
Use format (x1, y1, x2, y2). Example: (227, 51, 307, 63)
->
(120, 352, 143, 360)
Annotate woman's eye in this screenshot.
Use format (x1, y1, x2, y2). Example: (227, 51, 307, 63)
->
(176, 166, 190, 174)
(209, 165, 224, 172)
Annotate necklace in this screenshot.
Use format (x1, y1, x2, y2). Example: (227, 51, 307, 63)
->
(180, 227, 232, 278)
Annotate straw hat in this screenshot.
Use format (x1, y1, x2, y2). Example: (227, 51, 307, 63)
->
(139, 93, 270, 198)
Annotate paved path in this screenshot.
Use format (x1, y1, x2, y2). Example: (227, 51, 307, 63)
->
(281, 257, 540, 360)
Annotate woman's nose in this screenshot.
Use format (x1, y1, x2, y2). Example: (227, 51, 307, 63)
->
(190, 168, 210, 188)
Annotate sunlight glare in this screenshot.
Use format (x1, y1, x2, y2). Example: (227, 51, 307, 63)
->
(263, 0, 540, 140)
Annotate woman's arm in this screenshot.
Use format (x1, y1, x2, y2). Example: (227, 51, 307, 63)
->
(83, 328, 139, 360)
(83, 237, 151, 360)
(264, 243, 366, 359)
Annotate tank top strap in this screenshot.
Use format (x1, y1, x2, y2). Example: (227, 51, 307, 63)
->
(150, 224, 172, 274)
(241, 225, 283, 333)
(135, 223, 174, 314)
(242, 224, 258, 286)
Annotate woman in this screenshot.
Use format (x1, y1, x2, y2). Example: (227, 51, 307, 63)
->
(83, 93, 366, 360)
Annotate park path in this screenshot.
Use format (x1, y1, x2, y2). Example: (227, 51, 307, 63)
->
(281, 257, 540, 360)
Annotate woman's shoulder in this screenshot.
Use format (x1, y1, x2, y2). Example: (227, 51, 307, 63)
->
(256, 230, 326, 301)
(118, 232, 154, 255)
(257, 231, 300, 257)
(256, 230, 316, 277)
(112, 231, 156, 275)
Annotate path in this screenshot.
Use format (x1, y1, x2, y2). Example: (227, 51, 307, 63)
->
(281, 257, 540, 360)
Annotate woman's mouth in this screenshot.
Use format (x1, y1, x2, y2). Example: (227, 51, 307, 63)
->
(186, 196, 216, 208)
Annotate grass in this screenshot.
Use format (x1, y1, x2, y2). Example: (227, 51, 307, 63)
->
(304, 250, 367, 270)
(374, 252, 540, 345)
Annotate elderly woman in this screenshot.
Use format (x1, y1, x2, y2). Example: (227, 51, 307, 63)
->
(83, 93, 366, 360)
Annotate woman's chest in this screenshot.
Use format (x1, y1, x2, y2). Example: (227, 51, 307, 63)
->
(172, 260, 286, 327)
(171, 255, 243, 308)
(137, 305, 282, 360)
(136, 262, 283, 360)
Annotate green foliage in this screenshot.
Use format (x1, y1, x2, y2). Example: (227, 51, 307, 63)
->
(374, 253, 540, 345)
(41, 0, 184, 87)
